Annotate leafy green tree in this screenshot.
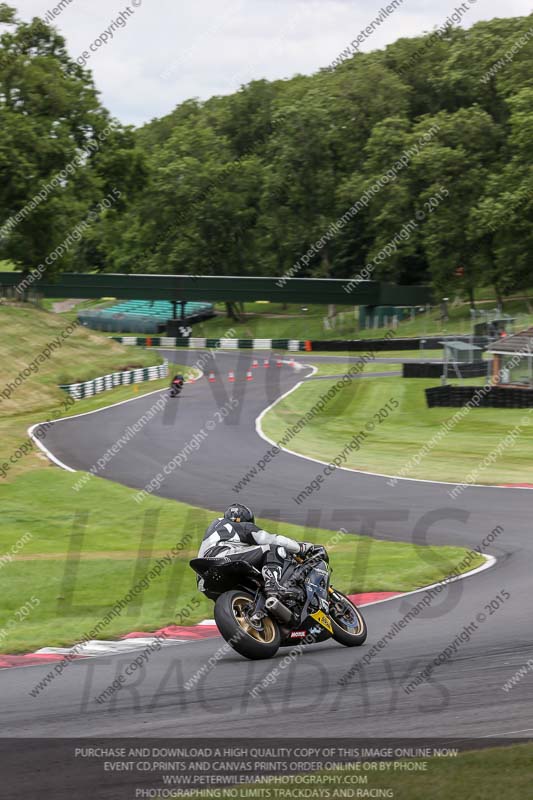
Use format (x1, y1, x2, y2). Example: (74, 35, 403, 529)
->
(470, 89, 533, 303)
(0, 4, 144, 275)
(4, 3, 531, 307)
(409, 107, 501, 305)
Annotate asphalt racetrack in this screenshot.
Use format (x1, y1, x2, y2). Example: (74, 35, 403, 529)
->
(3, 349, 533, 741)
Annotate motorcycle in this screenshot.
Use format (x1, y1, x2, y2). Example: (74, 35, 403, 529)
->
(189, 544, 367, 660)
(169, 379, 184, 398)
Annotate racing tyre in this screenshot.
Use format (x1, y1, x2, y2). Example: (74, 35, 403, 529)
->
(214, 590, 281, 660)
(328, 588, 367, 646)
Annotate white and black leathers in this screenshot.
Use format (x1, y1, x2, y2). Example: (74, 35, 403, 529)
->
(196, 518, 313, 596)
(198, 517, 301, 561)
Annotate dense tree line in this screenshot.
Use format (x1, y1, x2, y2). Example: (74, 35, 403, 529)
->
(1, 4, 532, 302)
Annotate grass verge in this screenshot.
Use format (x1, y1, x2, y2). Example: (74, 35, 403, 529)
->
(0, 469, 484, 652)
(0, 307, 486, 653)
(0, 304, 163, 417)
(261, 373, 533, 484)
(311, 362, 402, 376)
(306, 349, 445, 358)
(227, 743, 533, 800)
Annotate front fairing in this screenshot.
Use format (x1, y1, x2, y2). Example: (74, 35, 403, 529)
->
(279, 558, 333, 645)
(304, 559, 330, 607)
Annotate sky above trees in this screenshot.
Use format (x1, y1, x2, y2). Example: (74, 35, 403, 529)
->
(8, 0, 533, 125)
(2, 5, 532, 301)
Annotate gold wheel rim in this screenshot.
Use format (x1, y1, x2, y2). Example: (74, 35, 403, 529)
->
(332, 593, 364, 635)
(232, 595, 276, 644)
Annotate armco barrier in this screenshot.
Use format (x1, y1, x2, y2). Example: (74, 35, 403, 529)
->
(425, 384, 533, 408)
(112, 336, 306, 351)
(112, 334, 490, 354)
(59, 361, 169, 400)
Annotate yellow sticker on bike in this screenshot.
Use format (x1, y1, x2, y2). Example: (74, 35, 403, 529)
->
(310, 610, 333, 634)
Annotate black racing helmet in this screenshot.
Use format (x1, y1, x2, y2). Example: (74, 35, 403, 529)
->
(224, 503, 254, 523)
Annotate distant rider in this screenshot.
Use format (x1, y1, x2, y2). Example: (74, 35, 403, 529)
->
(197, 503, 313, 598)
(170, 373, 184, 390)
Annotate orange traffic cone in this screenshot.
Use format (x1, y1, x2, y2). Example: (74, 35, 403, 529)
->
(276, 358, 283, 368)
(208, 372, 216, 383)
(228, 371, 235, 383)
(263, 359, 270, 368)
(252, 359, 259, 368)
(246, 370, 253, 381)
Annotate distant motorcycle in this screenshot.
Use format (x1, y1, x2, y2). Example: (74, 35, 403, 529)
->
(190, 544, 367, 660)
(169, 376, 184, 397)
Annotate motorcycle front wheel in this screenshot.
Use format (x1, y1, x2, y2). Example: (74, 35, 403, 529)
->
(214, 590, 281, 660)
(328, 588, 367, 646)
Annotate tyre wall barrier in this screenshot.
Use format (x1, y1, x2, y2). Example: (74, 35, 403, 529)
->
(310, 335, 489, 352)
(425, 384, 533, 408)
(404, 362, 490, 379)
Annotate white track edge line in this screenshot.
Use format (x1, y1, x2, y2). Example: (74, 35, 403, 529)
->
(13, 355, 499, 672)
(357, 553, 496, 606)
(1, 556, 495, 671)
(28, 369, 204, 473)
(255, 380, 532, 490)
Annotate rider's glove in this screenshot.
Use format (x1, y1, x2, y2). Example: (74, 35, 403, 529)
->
(298, 542, 314, 557)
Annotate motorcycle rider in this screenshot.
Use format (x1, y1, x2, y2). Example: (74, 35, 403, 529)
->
(170, 373, 184, 392)
(197, 503, 314, 598)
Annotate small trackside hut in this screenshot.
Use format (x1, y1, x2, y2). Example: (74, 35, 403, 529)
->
(426, 328, 533, 408)
(487, 327, 533, 388)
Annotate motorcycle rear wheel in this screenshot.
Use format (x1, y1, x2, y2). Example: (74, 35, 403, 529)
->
(328, 589, 367, 646)
(214, 590, 281, 660)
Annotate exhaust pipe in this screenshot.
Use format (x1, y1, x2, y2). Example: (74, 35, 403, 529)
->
(265, 596, 293, 623)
